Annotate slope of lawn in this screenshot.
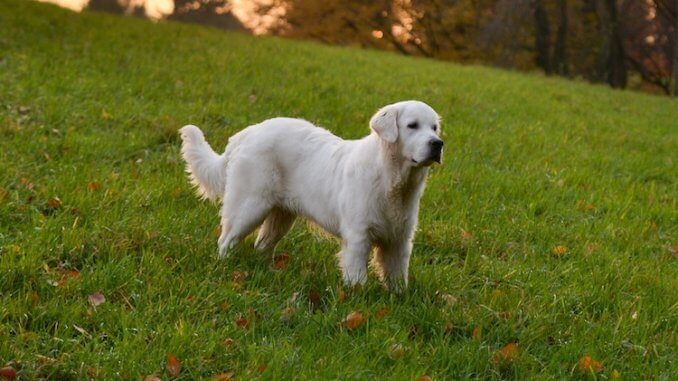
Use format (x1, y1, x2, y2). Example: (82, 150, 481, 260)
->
(0, 1, 676, 379)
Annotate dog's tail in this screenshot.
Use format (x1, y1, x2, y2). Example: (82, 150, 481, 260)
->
(179, 125, 227, 202)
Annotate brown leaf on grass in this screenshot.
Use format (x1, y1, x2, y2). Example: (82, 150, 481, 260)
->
(0, 187, 7, 202)
(166, 352, 181, 377)
(223, 337, 235, 347)
(388, 343, 405, 359)
(213, 225, 222, 238)
(611, 369, 621, 378)
(280, 307, 295, 322)
(144, 375, 162, 381)
(308, 289, 322, 312)
(492, 343, 518, 364)
(273, 253, 290, 270)
(29, 292, 40, 305)
(88, 291, 106, 307)
(73, 324, 91, 338)
(375, 307, 389, 320)
(56, 270, 80, 287)
(0, 366, 17, 379)
(440, 293, 458, 306)
(235, 316, 250, 330)
(418, 376, 433, 381)
(471, 326, 481, 340)
(232, 271, 247, 285)
(578, 355, 603, 374)
(552, 245, 567, 255)
(343, 311, 365, 330)
(213, 373, 234, 381)
(87, 182, 101, 192)
(337, 288, 347, 302)
(101, 110, 111, 120)
(20, 177, 34, 190)
(460, 228, 474, 241)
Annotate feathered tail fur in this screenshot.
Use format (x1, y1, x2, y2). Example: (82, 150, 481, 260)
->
(179, 125, 227, 201)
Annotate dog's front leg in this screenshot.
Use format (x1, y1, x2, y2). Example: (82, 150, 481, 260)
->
(372, 241, 412, 293)
(338, 237, 371, 287)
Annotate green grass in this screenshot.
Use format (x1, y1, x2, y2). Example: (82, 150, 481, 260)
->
(1, 1, 676, 379)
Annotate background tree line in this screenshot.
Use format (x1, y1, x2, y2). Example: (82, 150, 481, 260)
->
(87, 0, 677, 96)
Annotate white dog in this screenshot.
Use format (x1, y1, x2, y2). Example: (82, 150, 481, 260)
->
(179, 100, 443, 290)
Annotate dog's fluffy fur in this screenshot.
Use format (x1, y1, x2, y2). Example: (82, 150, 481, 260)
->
(180, 100, 442, 290)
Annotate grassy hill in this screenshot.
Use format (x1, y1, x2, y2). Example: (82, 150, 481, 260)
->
(1, 0, 676, 379)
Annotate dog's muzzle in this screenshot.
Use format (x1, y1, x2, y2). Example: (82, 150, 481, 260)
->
(428, 139, 444, 163)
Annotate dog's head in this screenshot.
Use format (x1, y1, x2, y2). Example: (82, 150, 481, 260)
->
(370, 100, 443, 166)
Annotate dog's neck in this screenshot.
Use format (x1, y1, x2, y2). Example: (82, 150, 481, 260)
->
(372, 134, 429, 207)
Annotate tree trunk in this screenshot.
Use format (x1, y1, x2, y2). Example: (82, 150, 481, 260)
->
(605, 0, 627, 88)
(533, 0, 552, 74)
(553, 0, 568, 76)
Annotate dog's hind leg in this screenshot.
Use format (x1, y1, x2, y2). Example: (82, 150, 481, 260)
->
(254, 208, 296, 256)
(217, 198, 272, 260)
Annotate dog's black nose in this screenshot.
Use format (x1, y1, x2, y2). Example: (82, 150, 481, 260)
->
(430, 139, 444, 150)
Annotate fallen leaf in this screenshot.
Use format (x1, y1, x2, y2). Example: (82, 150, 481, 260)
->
(280, 306, 295, 321)
(611, 369, 621, 378)
(166, 352, 181, 377)
(337, 288, 347, 302)
(101, 110, 111, 120)
(213, 373, 234, 381)
(492, 343, 518, 364)
(631, 311, 638, 320)
(308, 289, 322, 312)
(57, 269, 80, 287)
(73, 324, 91, 338)
(0, 366, 17, 379)
(223, 337, 235, 347)
(388, 343, 405, 359)
(578, 355, 603, 374)
(460, 228, 474, 241)
(471, 326, 481, 340)
(552, 245, 567, 255)
(273, 253, 290, 270)
(144, 375, 162, 381)
(418, 376, 433, 381)
(441, 293, 458, 306)
(88, 291, 106, 307)
(213, 225, 222, 238)
(343, 311, 365, 330)
(46, 197, 62, 210)
(235, 316, 250, 330)
(375, 307, 389, 320)
(491, 289, 503, 298)
(0, 187, 7, 202)
(20, 177, 33, 190)
(232, 271, 247, 285)
(87, 182, 101, 192)
(29, 292, 40, 304)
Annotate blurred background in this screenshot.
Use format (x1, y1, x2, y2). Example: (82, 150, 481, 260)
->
(41, 0, 676, 96)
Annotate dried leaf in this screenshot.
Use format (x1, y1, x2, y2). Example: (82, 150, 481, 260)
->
(166, 352, 181, 377)
(388, 343, 405, 359)
(273, 253, 290, 270)
(213, 225, 222, 238)
(223, 337, 235, 347)
(0, 366, 17, 379)
(144, 375, 162, 381)
(88, 291, 106, 307)
(235, 316, 250, 330)
(337, 288, 347, 302)
(0, 187, 7, 202)
(492, 343, 518, 364)
(578, 355, 603, 374)
(441, 293, 458, 306)
(46, 197, 62, 209)
(343, 311, 365, 330)
(73, 324, 91, 338)
(460, 228, 474, 241)
(101, 110, 111, 120)
(87, 182, 101, 192)
(232, 271, 247, 285)
(418, 376, 433, 381)
(611, 369, 621, 378)
(375, 307, 389, 320)
(552, 245, 567, 255)
(280, 306, 295, 321)
(213, 373, 234, 381)
(308, 289, 322, 312)
(471, 326, 481, 340)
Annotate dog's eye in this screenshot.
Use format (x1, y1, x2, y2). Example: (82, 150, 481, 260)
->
(407, 122, 418, 129)
(432, 124, 437, 131)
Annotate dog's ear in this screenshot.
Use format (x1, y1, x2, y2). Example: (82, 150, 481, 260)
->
(370, 105, 398, 143)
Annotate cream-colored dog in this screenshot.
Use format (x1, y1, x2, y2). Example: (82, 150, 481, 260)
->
(180, 100, 442, 290)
